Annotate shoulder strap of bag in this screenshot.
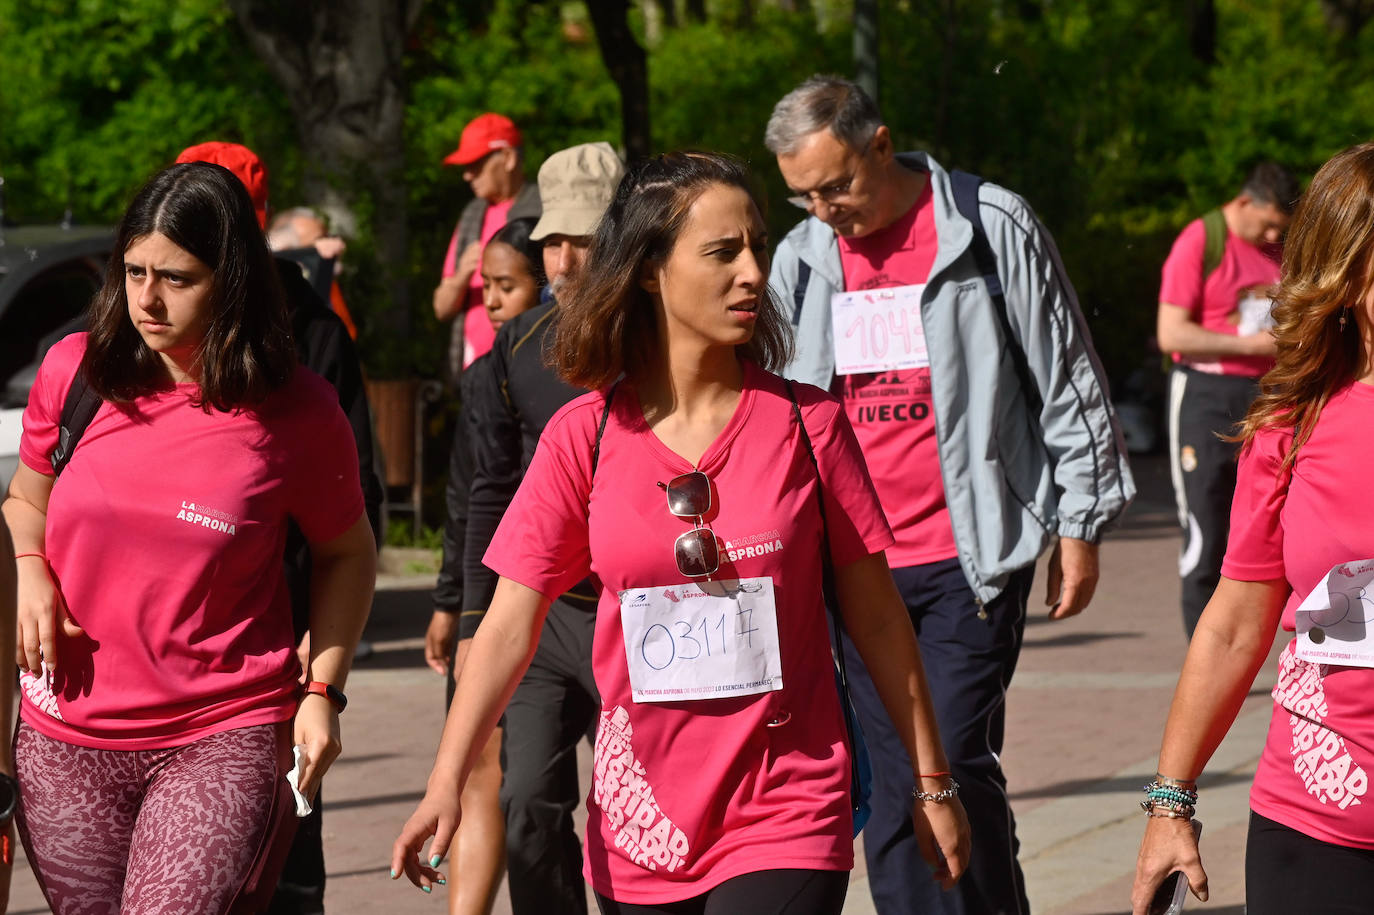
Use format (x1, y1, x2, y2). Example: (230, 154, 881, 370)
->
(791, 260, 812, 326)
(51, 368, 102, 477)
(590, 380, 620, 479)
(783, 379, 863, 812)
(1201, 208, 1227, 281)
(950, 169, 1044, 417)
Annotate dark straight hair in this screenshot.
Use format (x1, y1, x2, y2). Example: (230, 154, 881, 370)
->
(488, 216, 546, 288)
(82, 162, 295, 410)
(550, 151, 792, 389)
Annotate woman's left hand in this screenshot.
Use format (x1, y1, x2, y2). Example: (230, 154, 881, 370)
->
(292, 692, 342, 802)
(911, 794, 971, 890)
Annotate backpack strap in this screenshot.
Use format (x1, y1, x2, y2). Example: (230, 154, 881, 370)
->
(951, 169, 1044, 417)
(51, 368, 102, 477)
(590, 381, 620, 478)
(783, 379, 864, 814)
(791, 260, 812, 326)
(1201, 208, 1227, 280)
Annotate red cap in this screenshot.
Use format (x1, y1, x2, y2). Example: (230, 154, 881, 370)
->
(176, 141, 269, 229)
(443, 113, 521, 167)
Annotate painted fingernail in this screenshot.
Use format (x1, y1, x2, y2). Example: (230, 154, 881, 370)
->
(389, 868, 397, 878)
(436, 877, 447, 885)
(429, 854, 442, 867)
(421, 885, 432, 894)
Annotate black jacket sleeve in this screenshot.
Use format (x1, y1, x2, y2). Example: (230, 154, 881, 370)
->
(432, 360, 482, 615)
(459, 325, 524, 639)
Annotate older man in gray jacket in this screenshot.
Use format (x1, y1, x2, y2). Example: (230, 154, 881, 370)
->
(766, 76, 1134, 915)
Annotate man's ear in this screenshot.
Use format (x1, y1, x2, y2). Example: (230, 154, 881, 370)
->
(500, 147, 520, 174)
(869, 124, 894, 163)
(640, 259, 660, 295)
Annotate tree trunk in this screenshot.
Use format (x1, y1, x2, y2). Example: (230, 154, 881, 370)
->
(1320, 0, 1374, 39)
(684, 0, 706, 23)
(853, 0, 879, 103)
(227, 0, 423, 344)
(585, 0, 652, 161)
(1187, 0, 1216, 65)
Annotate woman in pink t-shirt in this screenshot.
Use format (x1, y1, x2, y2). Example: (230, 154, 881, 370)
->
(1132, 144, 1374, 915)
(393, 153, 969, 912)
(1, 162, 376, 914)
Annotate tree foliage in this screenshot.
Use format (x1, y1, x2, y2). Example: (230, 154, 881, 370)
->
(5, 0, 1374, 384)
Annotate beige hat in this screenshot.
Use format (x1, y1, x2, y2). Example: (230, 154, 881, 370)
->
(530, 142, 625, 241)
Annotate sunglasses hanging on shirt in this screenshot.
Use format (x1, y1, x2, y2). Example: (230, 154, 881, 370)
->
(662, 470, 720, 579)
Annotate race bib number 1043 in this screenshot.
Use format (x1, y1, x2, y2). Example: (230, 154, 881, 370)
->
(831, 284, 928, 375)
(619, 577, 783, 704)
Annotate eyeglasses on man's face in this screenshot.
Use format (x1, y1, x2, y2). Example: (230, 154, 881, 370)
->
(784, 134, 875, 210)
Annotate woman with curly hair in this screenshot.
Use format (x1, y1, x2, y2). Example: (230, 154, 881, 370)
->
(1130, 143, 1374, 914)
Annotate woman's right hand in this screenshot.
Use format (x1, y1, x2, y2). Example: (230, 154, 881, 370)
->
(1131, 816, 1207, 914)
(14, 555, 83, 675)
(390, 774, 462, 894)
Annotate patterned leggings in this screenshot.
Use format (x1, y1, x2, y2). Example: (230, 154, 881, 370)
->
(15, 720, 287, 915)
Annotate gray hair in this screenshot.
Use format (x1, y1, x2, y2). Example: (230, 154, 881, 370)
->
(764, 75, 883, 156)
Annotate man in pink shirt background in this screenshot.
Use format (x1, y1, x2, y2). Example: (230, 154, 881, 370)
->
(432, 112, 542, 379)
(1157, 161, 1299, 637)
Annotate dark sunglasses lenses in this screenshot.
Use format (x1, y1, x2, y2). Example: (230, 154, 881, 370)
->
(675, 528, 719, 578)
(666, 471, 711, 518)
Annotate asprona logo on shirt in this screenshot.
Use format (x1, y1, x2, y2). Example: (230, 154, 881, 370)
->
(720, 529, 784, 563)
(175, 500, 239, 536)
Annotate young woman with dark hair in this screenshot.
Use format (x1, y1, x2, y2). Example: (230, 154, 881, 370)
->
(1130, 143, 1374, 915)
(2, 161, 376, 914)
(394, 152, 968, 914)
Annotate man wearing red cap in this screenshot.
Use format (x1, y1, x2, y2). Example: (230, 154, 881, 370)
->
(433, 113, 541, 380)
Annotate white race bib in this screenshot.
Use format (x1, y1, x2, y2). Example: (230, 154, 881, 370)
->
(1236, 292, 1276, 336)
(831, 284, 928, 375)
(1295, 559, 1374, 667)
(620, 577, 783, 703)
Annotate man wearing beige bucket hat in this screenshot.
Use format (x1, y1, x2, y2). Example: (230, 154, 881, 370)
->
(426, 141, 624, 914)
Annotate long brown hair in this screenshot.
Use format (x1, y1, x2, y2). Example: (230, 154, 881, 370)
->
(83, 162, 295, 410)
(1237, 143, 1374, 467)
(550, 152, 793, 389)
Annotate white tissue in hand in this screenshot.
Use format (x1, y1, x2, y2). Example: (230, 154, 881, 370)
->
(286, 744, 313, 817)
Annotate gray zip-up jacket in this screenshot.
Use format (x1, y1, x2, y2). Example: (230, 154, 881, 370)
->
(770, 151, 1134, 603)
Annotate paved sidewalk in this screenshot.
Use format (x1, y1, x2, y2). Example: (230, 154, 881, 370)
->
(4, 453, 1275, 914)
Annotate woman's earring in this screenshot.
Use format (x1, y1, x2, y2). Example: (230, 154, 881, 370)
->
(1340, 309, 1349, 332)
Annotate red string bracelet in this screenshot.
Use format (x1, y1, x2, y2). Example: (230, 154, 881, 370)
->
(13, 552, 47, 562)
(919, 771, 951, 779)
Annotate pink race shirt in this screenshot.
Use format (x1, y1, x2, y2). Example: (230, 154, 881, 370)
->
(837, 181, 957, 567)
(485, 361, 893, 902)
(1222, 381, 1374, 847)
(442, 199, 514, 368)
(1158, 217, 1282, 378)
(18, 334, 364, 750)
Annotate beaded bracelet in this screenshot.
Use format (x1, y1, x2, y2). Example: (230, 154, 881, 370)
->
(913, 777, 960, 803)
(1141, 800, 1195, 819)
(1143, 780, 1199, 806)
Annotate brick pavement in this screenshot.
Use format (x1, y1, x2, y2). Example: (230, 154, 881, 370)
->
(3, 453, 1278, 914)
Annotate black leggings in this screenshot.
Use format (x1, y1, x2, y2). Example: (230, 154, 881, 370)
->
(1246, 811, 1374, 914)
(594, 869, 848, 915)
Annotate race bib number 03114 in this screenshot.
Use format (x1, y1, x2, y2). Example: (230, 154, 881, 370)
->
(831, 284, 928, 375)
(619, 577, 783, 704)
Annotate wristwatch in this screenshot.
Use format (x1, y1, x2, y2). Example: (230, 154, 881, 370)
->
(0, 772, 18, 865)
(303, 681, 347, 713)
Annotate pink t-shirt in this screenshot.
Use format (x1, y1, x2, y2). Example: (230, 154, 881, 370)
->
(1222, 382, 1374, 847)
(1158, 217, 1282, 378)
(18, 334, 364, 750)
(837, 182, 957, 567)
(484, 361, 893, 902)
(442, 199, 514, 367)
